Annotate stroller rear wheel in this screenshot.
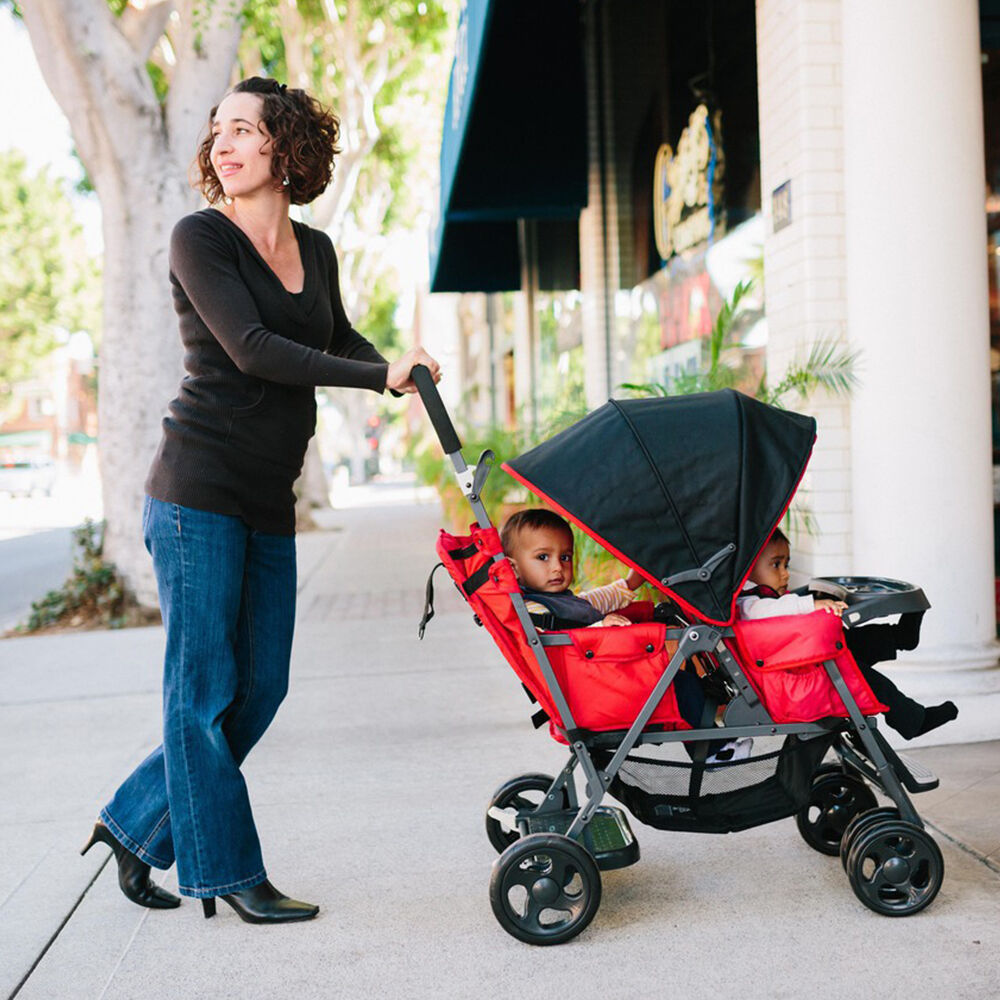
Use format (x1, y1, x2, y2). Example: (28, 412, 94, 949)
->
(796, 765, 878, 856)
(485, 773, 568, 853)
(839, 806, 900, 870)
(490, 833, 602, 945)
(845, 819, 944, 916)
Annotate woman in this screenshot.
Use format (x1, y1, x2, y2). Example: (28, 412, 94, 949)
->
(81, 77, 441, 925)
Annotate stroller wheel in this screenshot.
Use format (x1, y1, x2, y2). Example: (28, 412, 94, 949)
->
(839, 806, 900, 871)
(485, 774, 567, 854)
(796, 767, 878, 856)
(845, 819, 944, 916)
(490, 833, 602, 946)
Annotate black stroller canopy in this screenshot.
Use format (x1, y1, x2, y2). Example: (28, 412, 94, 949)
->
(502, 389, 817, 625)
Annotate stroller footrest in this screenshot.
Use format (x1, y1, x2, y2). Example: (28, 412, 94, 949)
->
(525, 806, 640, 871)
(894, 751, 940, 793)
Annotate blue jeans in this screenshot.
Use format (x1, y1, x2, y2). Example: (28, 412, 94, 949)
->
(101, 497, 296, 898)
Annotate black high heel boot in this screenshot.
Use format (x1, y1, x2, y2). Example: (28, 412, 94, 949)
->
(81, 822, 181, 910)
(201, 880, 318, 924)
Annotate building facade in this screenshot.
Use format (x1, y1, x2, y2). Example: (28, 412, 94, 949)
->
(431, 0, 1000, 693)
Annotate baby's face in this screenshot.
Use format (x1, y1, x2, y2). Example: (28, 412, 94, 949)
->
(509, 526, 575, 592)
(750, 539, 791, 595)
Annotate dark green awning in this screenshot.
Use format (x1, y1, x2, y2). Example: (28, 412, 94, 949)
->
(429, 0, 587, 293)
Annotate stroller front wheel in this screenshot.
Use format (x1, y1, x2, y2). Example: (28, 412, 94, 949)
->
(485, 773, 568, 853)
(839, 806, 900, 871)
(489, 833, 602, 945)
(845, 819, 944, 916)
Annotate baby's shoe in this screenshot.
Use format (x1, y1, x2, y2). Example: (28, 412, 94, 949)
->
(705, 737, 754, 766)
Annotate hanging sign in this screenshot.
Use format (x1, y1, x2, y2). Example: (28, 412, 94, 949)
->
(653, 104, 726, 260)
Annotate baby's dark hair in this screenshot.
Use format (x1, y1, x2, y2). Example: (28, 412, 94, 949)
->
(500, 508, 573, 554)
(768, 526, 789, 547)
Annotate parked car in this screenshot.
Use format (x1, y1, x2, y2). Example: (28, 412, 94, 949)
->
(0, 457, 57, 497)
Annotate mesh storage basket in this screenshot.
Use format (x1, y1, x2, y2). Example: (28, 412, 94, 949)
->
(596, 733, 836, 834)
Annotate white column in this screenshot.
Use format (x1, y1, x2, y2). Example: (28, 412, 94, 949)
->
(843, 0, 999, 679)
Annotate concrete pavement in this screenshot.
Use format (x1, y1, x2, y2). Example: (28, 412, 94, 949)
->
(1, 486, 998, 1000)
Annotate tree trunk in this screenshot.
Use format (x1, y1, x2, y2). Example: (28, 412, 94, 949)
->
(21, 0, 242, 606)
(97, 180, 195, 604)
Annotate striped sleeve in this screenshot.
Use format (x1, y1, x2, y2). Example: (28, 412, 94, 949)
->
(577, 578, 634, 615)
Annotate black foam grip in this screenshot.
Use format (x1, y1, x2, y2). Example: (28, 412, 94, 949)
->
(412, 364, 462, 454)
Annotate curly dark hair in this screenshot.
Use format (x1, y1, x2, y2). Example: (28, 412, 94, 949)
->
(194, 77, 341, 206)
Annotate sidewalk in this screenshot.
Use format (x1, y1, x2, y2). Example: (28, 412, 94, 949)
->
(1, 489, 997, 1000)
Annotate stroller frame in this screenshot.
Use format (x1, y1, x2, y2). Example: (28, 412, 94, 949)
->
(413, 368, 944, 945)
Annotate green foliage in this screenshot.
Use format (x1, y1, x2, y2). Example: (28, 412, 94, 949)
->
(0, 151, 102, 390)
(19, 521, 153, 632)
(621, 278, 756, 398)
(414, 419, 536, 526)
(756, 337, 860, 408)
(620, 276, 858, 410)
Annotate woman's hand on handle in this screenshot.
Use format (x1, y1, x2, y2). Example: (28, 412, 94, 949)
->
(387, 348, 441, 394)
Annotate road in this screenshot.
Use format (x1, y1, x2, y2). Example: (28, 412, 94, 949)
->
(0, 470, 102, 632)
(0, 525, 77, 631)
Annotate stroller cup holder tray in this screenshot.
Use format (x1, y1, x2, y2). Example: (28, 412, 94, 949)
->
(803, 575, 930, 627)
(523, 806, 640, 871)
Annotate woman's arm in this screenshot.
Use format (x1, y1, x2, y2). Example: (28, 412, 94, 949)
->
(170, 214, 388, 391)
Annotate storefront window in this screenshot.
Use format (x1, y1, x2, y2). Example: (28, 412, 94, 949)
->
(537, 292, 586, 427)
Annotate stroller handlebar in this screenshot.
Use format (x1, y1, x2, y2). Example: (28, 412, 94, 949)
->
(412, 364, 462, 456)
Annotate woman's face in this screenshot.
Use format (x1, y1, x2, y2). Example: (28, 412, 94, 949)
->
(210, 92, 278, 201)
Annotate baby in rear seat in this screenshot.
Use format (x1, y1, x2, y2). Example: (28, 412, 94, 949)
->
(738, 527, 958, 740)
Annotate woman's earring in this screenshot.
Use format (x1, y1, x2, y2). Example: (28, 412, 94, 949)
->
(282, 176, 290, 187)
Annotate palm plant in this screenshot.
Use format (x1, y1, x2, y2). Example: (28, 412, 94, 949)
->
(621, 276, 860, 409)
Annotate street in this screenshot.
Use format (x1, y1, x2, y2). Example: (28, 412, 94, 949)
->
(0, 526, 75, 631)
(0, 467, 102, 632)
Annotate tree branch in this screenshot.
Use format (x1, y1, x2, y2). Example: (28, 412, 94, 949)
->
(165, 0, 244, 171)
(277, 0, 311, 89)
(120, 0, 175, 63)
(21, 0, 163, 190)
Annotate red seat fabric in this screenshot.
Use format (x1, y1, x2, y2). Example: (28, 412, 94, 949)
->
(437, 526, 689, 742)
(730, 612, 888, 723)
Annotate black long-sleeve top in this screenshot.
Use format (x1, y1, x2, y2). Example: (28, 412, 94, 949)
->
(145, 209, 389, 534)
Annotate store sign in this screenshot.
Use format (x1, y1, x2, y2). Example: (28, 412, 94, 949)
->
(653, 105, 725, 260)
(772, 180, 792, 232)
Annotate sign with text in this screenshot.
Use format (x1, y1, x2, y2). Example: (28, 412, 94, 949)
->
(653, 105, 726, 260)
(772, 180, 792, 233)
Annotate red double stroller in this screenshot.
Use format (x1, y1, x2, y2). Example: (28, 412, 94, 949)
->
(414, 369, 943, 945)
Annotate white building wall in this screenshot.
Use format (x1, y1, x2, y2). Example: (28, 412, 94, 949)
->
(758, 0, 999, 690)
(756, 0, 852, 579)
